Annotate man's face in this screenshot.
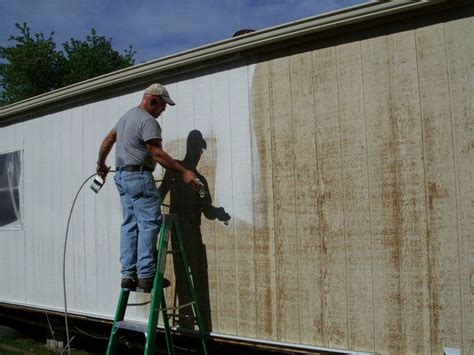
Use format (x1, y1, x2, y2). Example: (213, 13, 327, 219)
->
(151, 96, 167, 118)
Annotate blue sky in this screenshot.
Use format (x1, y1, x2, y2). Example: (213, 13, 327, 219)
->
(1, 0, 366, 64)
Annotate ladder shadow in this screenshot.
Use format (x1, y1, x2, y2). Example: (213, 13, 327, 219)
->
(158, 130, 231, 332)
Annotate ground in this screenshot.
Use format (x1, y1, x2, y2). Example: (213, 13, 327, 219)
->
(0, 335, 91, 354)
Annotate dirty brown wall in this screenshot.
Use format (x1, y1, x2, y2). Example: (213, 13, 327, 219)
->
(128, 7, 472, 355)
(243, 9, 472, 355)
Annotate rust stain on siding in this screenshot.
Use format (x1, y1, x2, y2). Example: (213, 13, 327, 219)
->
(428, 182, 448, 212)
(317, 191, 331, 256)
(249, 60, 278, 340)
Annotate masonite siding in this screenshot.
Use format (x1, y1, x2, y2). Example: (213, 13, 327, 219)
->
(245, 9, 472, 353)
(445, 15, 473, 354)
(0, 6, 472, 355)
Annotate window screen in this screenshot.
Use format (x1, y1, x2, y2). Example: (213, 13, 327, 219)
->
(0, 151, 22, 228)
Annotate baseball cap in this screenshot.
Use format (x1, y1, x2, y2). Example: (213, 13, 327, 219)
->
(144, 83, 176, 106)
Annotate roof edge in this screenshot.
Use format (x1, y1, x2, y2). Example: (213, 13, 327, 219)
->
(0, 0, 444, 122)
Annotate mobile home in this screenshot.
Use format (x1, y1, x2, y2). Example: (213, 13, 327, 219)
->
(0, 1, 472, 353)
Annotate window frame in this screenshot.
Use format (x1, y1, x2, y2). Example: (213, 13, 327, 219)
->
(0, 149, 24, 231)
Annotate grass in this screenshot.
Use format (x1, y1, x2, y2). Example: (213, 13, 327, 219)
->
(0, 336, 54, 355)
(0, 336, 91, 355)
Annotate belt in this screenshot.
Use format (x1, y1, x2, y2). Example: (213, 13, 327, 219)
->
(116, 165, 153, 172)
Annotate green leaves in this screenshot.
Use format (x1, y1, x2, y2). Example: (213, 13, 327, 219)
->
(0, 23, 64, 105)
(0, 23, 136, 106)
(61, 28, 136, 86)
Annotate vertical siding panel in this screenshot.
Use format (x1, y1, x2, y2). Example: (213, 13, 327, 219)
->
(58, 112, 75, 309)
(171, 78, 198, 328)
(4, 125, 15, 301)
(445, 16, 474, 354)
(2, 126, 9, 300)
(160, 83, 178, 321)
(71, 107, 86, 311)
(23, 120, 34, 304)
(249, 60, 277, 340)
(31, 118, 44, 305)
(268, 56, 299, 342)
(313, 44, 348, 348)
(361, 35, 402, 354)
(193, 74, 218, 330)
(289, 51, 323, 345)
(415, 21, 463, 352)
(94, 102, 112, 313)
(336, 40, 374, 351)
(388, 29, 431, 354)
(50, 113, 63, 308)
(160, 84, 176, 319)
(159, 86, 178, 323)
(9, 125, 18, 302)
(229, 64, 257, 337)
(210, 70, 237, 334)
(41, 115, 54, 307)
(162, 84, 179, 159)
(177, 79, 195, 158)
(0, 127, 8, 300)
(59, 111, 71, 308)
(14, 121, 26, 302)
(82, 104, 98, 313)
(9, 123, 21, 302)
(13, 123, 22, 302)
(106, 96, 123, 313)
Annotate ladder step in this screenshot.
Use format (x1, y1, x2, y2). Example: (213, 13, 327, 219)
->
(107, 215, 209, 354)
(115, 321, 147, 334)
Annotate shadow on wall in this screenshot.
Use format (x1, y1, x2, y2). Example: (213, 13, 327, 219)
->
(158, 130, 231, 331)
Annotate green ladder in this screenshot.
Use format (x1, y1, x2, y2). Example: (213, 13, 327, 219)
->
(106, 214, 209, 355)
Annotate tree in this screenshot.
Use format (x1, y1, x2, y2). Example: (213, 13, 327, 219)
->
(0, 23, 64, 106)
(61, 29, 136, 87)
(0, 24, 136, 106)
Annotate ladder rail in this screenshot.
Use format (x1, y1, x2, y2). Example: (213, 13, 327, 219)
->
(106, 214, 209, 355)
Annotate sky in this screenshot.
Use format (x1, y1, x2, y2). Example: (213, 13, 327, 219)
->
(1, 0, 367, 64)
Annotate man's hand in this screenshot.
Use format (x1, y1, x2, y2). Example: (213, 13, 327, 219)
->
(96, 162, 110, 180)
(182, 169, 199, 188)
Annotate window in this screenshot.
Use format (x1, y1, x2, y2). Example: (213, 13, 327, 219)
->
(0, 151, 22, 228)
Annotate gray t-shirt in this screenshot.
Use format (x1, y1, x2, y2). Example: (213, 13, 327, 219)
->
(114, 107, 162, 169)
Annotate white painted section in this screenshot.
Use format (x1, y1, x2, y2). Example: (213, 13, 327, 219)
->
(0, 61, 257, 323)
(443, 347, 461, 355)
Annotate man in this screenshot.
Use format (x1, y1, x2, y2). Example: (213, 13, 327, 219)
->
(96, 83, 199, 291)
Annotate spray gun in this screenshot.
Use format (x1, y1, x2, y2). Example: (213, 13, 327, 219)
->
(194, 178, 206, 198)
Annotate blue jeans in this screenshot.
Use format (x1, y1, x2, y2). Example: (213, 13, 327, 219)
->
(114, 171, 162, 279)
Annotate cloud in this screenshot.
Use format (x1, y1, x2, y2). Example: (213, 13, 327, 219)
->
(0, 0, 366, 63)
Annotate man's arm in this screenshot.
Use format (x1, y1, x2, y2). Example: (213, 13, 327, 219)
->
(96, 128, 117, 179)
(146, 138, 198, 186)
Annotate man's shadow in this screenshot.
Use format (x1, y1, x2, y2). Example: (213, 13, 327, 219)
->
(158, 130, 230, 331)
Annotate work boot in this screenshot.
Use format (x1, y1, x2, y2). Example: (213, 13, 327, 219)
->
(121, 277, 137, 290)
(138, 277, 171, 292)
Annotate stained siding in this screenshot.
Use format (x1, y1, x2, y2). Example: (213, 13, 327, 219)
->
(0, 8, 472, 355)
(445, 16, 474, 354)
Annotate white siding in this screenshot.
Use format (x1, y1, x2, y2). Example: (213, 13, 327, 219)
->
(0, 8, 472, 355)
